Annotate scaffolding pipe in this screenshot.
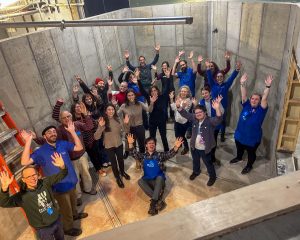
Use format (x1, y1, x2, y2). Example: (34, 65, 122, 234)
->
(0, 16, 193, 29)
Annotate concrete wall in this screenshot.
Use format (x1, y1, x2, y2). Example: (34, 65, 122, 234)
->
(0, 2, 300, 239)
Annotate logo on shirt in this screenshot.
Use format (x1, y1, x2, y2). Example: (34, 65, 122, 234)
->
(37, 191, 53, 213)
(146, 161, 155, 168)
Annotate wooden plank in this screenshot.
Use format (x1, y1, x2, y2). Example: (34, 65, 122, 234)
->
(84, 171, 300, 240)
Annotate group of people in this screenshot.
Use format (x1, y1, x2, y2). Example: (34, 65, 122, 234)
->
(0, 44, 273, 239)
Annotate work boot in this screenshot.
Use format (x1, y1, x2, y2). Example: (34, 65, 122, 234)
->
(116, 178, 125, 188)
(122, 172, 131, 180)
(148, 199, 158, 216)
(156, 200, 167, 211)
(73, 212, 88, 220)
(207, 177, 216, 186)
(64, 228, 82, 236)
(241, 165, 253, 174)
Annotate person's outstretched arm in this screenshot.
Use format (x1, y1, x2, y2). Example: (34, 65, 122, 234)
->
(221, 51, 231, 75)
(240, 73, 248, 104)
(159, 137, 184, 161)
(172, 56, 180, 77)
(188, 51, 197, 74)
(124, 50, 136, 71)
(20, 130, 34, 166)
(65, 122, 83, 152)
(224, 61, 242, 90)
(0, 170, 21, 208)
(127, 134, 143, 161)
(261, 75, 273, 109)
(148, 44, 160, 66)
(52, 99, 64, 122)
(197, 55, 205, 76)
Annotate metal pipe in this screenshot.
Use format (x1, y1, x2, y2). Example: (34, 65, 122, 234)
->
(0, 16, 193, 29)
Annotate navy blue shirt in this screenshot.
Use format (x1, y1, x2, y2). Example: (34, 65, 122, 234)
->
(31, 140, 78, 193)
(143, 158, 165, 180)
(234, 100, 268, 147)
(177, 67, 197, 97)
(128, 82, 145, 103)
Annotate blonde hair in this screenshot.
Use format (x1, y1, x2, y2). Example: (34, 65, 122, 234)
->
(178, 85, 191, 99)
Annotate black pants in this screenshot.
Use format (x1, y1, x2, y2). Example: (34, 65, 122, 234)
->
(130, 125, 145, 153)
(142, 109, 149, 130)
(211, 129, 219, 162)
(235, 140, 260, 167)
(138, 176, 165, 201)
(105, 144, 124, 179)
(174, 121, 189, 149)
(36, 217, 64, 240)
(86, 140, 103, 171)
(149, 121, 169, 151)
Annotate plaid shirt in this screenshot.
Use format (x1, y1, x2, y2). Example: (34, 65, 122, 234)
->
(129, 148, 178, 171)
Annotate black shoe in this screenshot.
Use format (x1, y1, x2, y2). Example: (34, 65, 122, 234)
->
(156, 200, 167, 211)
(181, 148, 189, 155)
(148, 200, 158, 216)
(207, 177, 216, 186)
(73, 212, 88, 221)
(189, 173, 199, 181)
(122, 172, 131, 180)
(83, 189, 97, 195)
(116, 178, 125, 188)
(77, 198, 82, 206)
(221, 134, 225, 142)
(241, 166, 253, 174)
(64, 228, 82, 236)
(230, 158, 242, 164)
(123, 151, 129, 159)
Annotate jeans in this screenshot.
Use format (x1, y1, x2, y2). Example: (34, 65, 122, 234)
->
(105, 144, 124, 179)
(174, 121, 189, 149)
(191, 149, 216, 179)
(130, 125, 146, 153)
(138, 176, 165, 201)
(36, 217, 64, 240)
(235, 140, 260, 167)
(149, 121, 169, 151)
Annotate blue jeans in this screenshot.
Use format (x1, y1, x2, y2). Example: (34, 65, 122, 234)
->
(191, 149, 216, 179)
(36, 217, 64, 240)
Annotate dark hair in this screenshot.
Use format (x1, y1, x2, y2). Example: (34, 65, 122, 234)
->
(70, 102, 84, 121)
(216, 71, 224, 77)
(104, 103, 120, 132)
(125, 89, 138, 106)
(194, 105, 207, 113)
(149, 85, 161, 97)
(139, 55, 146, 60)
(201, 84, 211, 93)
(210, 61, 220, 74)
(251, 92, 262, 101)
(42, 125, 56, 136)
(161, 61, 170, 67)
(22, 165, 37, 178)
(179, 60, 187, 65)
(145, 137, 157, 145)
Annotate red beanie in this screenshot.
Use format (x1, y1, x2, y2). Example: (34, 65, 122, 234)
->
(95, 77, 104, 85)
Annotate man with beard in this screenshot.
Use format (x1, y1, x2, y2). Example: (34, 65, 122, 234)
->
(172, 50, 198, 97)
(21, 124, 87, 237)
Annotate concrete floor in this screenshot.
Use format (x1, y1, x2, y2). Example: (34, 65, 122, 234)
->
(18, 124, 273, 240)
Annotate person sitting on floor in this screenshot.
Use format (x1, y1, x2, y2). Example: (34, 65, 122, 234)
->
(127, 134, 183, 216)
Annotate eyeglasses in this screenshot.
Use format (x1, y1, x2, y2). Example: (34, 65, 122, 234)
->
(23, 173, 37, 179)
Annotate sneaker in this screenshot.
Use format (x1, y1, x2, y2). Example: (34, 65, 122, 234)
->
(64, 228, 82, 236)
(156, 200, 167, 211)
(207, 177, 216, 186)
(148, 200, 158, 216)
(123, 151, 129, 159)
(181, 148, 189, 155)
(76, 198, 82, 206)
(73, 212, 88, 221)
(98, 169, 107, 177)
(116, 178, 124, 188)
(83, 189, 97, 195)
(189, 173, 199, 181)
(230, 158, 242, 164)
(241, 166, 253, 174)
(102, 163, 109, 168)
(122, 172, 131, 180)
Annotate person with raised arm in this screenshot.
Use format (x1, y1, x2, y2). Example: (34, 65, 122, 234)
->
(177, 96, 223, 186)
(0, 153, 68, 240)
(20, 124, 86, 237)
(230, 73, 273, 174)
(127, 134, 183, 216)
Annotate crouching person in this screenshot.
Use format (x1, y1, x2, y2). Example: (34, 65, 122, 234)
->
(127, 134, 183, 216)
(177, 95, 223, 186)
(0, 153, 67, 240)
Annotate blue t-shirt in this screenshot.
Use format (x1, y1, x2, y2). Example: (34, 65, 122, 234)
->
(128, 82, 145, 103)
(177, 67, 197, 97)
(30, 140, 78, 193)
(234, 100, 268, 147)
(142, 158, 165, 180)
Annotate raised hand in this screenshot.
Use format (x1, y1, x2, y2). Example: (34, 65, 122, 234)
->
(169, 91, 175, 100)
(91, 87, 98, 97)
(79, 102, 88, 116)
(154, 44, 160, 52)
(51, 152, 65, 169)
(178, 50, 185, 57)
(240, 73, 248, 84)
(188, 51, 194, 59)
(74, 75, 83, 83)
(198, 55, 203, 62)
(73, 84, 79, 94)
(175, 56, 180, 63)
(107, 77, 113, 87)
(151, 65, 157, 71)
(124, 50, 130, 59)
(20, 130, 33, 142)
(236, 60, 242, 70)
(265, 75, 273, 87)
(65, 122, 75, 133)
(127, 133, 135, 145)
(28, 130, 37, 140)
(122, 66, 129, 73)
(98, 117, 105, 127)
(224, 51, 231, 60)
(150, 95, 158, 104)
(192, 97, 198, 106)
(205, 59, 211, 69)
(134, 68, 140, 78)
(111, 96, 118, 106)
(124, 114, 130, 125)
(175, 97, 182, 108)
(174, 137, 184, 149)
(0, 170, 14, 192)
(151, 78, 157, 85)
(57, 98, 64, 104)
(107, 65, 113, 72)
(212, 95, 223, 110)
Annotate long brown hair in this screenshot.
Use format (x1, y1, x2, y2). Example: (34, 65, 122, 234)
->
(103, 103, 120, 132)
